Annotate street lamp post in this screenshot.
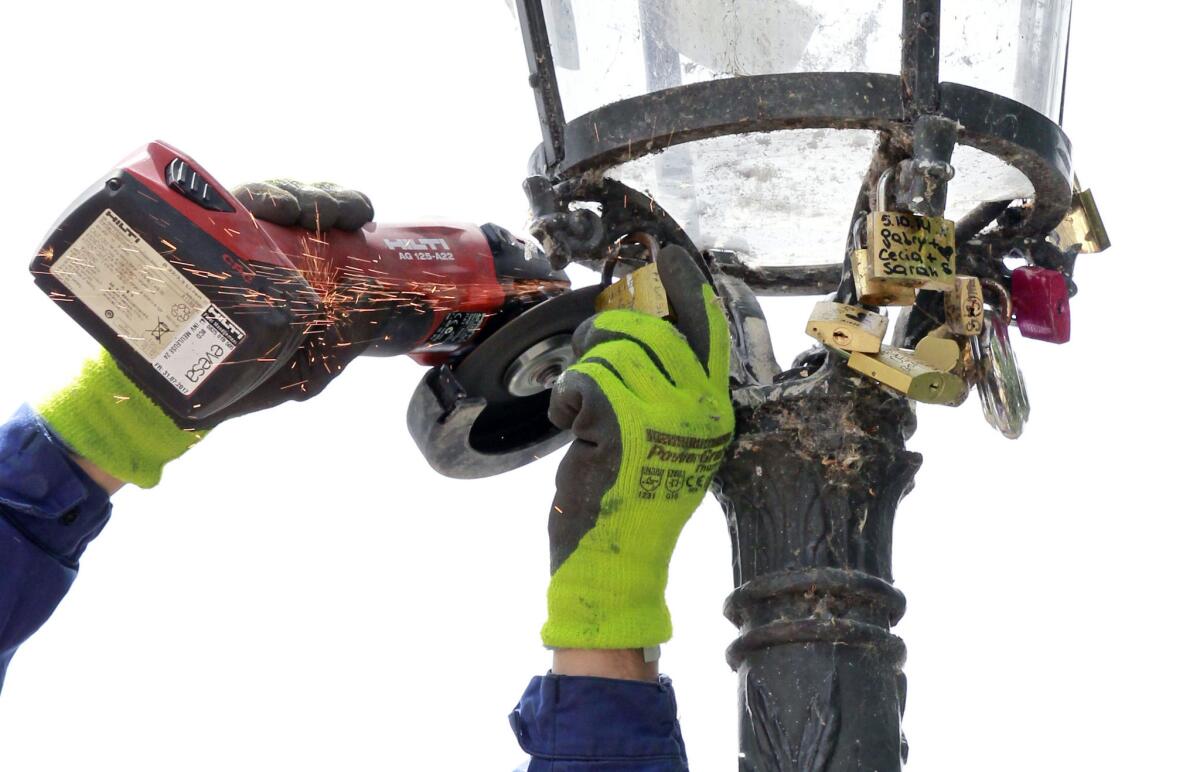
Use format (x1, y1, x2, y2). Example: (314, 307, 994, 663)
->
(513, 1, 1094, 768)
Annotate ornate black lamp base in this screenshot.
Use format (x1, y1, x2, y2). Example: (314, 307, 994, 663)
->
(713, 355, 922, 771)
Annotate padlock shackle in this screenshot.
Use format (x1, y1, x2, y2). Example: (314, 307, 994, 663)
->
(979, 277, 1013, 323)
(876, 167, 895, 212)
(852, 215, 868, 250)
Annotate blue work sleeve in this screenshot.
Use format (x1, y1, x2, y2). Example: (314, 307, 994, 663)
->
(0, 405, 113, 690)
(510, 673, 689, 771)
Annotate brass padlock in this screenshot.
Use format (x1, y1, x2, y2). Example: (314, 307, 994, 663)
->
(850, 217, 916, 306)
(866, 211, 956, 291)
(914, 334, 960, 372)
(864, 170, 956, 291)
(925, 325, 976, 380)
(806, 301, 888, 353)
(1051, 181, 1110, 254)
(595, 262, 672, 319)
(851, 249, 917, 307)
(848, 346, 967, 405)
(944, 275, 984, 336)
(915, 328, 971, 407)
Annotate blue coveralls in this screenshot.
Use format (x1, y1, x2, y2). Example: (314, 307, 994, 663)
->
(0, 406, 689, 770)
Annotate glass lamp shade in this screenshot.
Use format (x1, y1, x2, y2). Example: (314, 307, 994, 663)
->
(518, 0, 1072, 268)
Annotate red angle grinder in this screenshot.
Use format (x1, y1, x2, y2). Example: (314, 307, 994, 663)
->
(30, 141, 598, 477)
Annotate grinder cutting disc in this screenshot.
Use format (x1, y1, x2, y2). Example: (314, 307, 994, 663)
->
(451, 284, 602, 453)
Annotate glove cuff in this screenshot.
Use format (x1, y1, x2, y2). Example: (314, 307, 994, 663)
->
(36, 352, 203, 488)
(542, 553, 673, 649)
(541, 607, 672, 651)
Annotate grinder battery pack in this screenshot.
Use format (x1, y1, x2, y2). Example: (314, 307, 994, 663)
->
(31, 141, 593, 476)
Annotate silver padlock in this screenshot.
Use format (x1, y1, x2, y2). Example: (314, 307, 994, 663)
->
(971, 284, 1030, 439)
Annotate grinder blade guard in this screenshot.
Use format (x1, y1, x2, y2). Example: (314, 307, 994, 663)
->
(406, 285, 600, 479)
(415, 173, 723, 479)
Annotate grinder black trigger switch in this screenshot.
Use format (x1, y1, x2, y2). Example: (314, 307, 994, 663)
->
(165, 156, 234, 212)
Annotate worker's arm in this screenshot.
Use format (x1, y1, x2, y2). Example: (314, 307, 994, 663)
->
(510, 247, 732, 771)
(0, 406, 114, 688)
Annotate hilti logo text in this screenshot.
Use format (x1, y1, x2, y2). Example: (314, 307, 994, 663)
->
(385, 238, 450, 251)
(105, 210, 142, 245)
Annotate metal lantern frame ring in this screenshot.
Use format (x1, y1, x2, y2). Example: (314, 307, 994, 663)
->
(517, 1, 1073, 282)
(515, 1, 1077, 770)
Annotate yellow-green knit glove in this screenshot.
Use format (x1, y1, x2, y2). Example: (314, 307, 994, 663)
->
(543, 246, 733, 650)
(37, 352, 204, 488)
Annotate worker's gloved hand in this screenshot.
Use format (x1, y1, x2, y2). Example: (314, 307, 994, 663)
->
(218, 180, 381, 418)
(37, 182, 376, 489)
(232, 179, 374, 232)
(542, 246, 734, 650)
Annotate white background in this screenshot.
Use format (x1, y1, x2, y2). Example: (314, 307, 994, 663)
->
(0, 3, 1196, 770)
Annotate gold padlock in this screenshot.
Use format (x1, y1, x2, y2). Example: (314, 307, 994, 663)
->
(851, 248, 917, 306)
(925, 325, 976, 381)
(944, 275, 984, 336)
(914, 330, 972, 407)
(866, 210, 956, 291)
(848, 346, 966, 405)
(1052, 182, 1110, 254)
(806, 301, 888, 353)
(595, 263, 672, 319)
(914, 334, 960, 372)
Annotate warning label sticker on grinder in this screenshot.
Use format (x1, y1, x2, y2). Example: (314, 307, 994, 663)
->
(50, 209, 246, 396)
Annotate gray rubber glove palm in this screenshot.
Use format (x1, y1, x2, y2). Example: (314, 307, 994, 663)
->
(213, 180, 380, 419)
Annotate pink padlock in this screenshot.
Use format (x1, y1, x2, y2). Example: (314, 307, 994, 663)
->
(1011, 266, 1070, 343)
